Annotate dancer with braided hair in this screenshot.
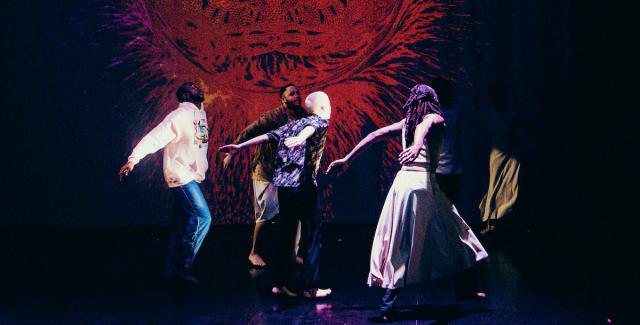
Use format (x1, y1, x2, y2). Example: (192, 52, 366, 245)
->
(328, 84, 488, 321)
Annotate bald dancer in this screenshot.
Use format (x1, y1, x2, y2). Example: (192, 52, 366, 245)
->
(219, 92, 333, 298)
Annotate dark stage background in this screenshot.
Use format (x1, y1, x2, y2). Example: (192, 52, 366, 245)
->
(3, 0, 573, 229)
(3, 0, 636, 320)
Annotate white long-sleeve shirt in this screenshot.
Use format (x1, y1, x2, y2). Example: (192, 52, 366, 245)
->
(128, 102, 209, 188)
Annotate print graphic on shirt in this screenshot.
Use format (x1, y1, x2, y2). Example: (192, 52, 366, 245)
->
(189, 161, 198, 173)
(194, 119, 209, 147)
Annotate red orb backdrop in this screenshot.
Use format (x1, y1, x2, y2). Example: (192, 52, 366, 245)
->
(105, 0, 473, 223)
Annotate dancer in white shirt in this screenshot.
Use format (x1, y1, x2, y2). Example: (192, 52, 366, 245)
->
(119, 82, 212, 284)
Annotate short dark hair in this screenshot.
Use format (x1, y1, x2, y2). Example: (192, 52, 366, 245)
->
(176, 82, 199, 102)
(279, 83, 296, 98)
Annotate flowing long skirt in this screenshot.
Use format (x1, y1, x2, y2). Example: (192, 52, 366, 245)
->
(479, 147, 521, 222)
(368, 170, 488, 289)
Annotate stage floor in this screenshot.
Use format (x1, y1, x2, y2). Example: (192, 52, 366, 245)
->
(0, 224, 624, 324)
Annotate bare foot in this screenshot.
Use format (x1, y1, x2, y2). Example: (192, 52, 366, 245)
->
(303, 288, 332, 299)
(295, 256, 304, 265)
(272, 286, 298, 297)
(248, 253, 267, 267)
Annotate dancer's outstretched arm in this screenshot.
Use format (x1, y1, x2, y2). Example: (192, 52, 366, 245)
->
(218, 134, 271, 160)
(224, 110, 285, 169)
(327, 120, 404, 175)
(119, 112, 181, 181)
(398, 113, 444, 164)
(283, 126, 316, 148)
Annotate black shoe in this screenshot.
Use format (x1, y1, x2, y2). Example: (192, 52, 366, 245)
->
(271, 286, 298, 297)
(368, 310, 399, 323)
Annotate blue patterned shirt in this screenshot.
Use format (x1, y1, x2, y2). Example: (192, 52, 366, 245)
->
(266, 115, 329, 187)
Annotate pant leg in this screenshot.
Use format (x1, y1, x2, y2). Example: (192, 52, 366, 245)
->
(169, 181, 212, 270)
(164, 204, 188, 277)
(455, 261, 486, 298)
(297, 180, 321, 290)
(436, 173, 462, 205)
(273, 186, 300, 287)
(253, 180, 280, 224)
(251, 180, 279, 260)
(380, 288, 401, 314)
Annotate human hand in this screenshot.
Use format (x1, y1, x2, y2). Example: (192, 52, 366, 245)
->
(284, 136, 305, 148)
(326, 158, 350, 176)
(222, 154, 233, 170)
(118, 161, 135, 182)
(398, 145, 420, 164)
(218, 144, 241, 156)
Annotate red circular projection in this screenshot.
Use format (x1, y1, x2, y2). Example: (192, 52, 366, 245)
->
(107, 0, 470, 223)
(151, 1, 403, 91)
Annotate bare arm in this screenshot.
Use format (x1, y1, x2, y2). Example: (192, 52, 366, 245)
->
(327, 120, 404, 174)
(218, 134, 271, 159)
(239, 134, 271, 148)
(398, 114, 444, 164)
(284, 125, 316, 148)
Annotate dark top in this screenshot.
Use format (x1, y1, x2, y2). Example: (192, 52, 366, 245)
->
(266, 115, 329, 187)
(234, 104, 308, 181)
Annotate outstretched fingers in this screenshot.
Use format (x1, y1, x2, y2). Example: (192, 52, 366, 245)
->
(218, 144, 237, 153)
(398, 148, 418, 164)
(118, 162, 133, 182)
(327, 160, 347, 175)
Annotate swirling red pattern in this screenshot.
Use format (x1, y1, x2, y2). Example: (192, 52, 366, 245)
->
(105, 0, 472, 224)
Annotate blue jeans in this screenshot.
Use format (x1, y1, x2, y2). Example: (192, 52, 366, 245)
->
(164, 181, 212, 277)
(380, 288, 401, 314)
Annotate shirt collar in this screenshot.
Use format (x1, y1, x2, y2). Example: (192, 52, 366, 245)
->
(178, 102, 202, 111)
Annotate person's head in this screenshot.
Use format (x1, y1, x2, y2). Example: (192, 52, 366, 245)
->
(430, 77, 453, 108)
(304, 91, 331, 119)
(279, 83, 301, 109)
(402, 83, 442, 145)
(176, 82, 205, 105)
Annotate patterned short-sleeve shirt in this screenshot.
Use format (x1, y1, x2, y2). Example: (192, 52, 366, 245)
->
(267, 114, 329, 187)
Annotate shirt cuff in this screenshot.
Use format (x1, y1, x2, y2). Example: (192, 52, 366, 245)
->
(266, 132, 279, 142)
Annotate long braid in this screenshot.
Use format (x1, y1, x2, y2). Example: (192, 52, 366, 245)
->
(403, 85, 442, 146)
(404, 101, 427, 146)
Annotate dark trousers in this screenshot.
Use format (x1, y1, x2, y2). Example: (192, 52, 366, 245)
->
(380, 288, 401, 314)
(455, 263, 485, 298)
(275, 179, 322, 291)
(436, 173, 462, 205)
